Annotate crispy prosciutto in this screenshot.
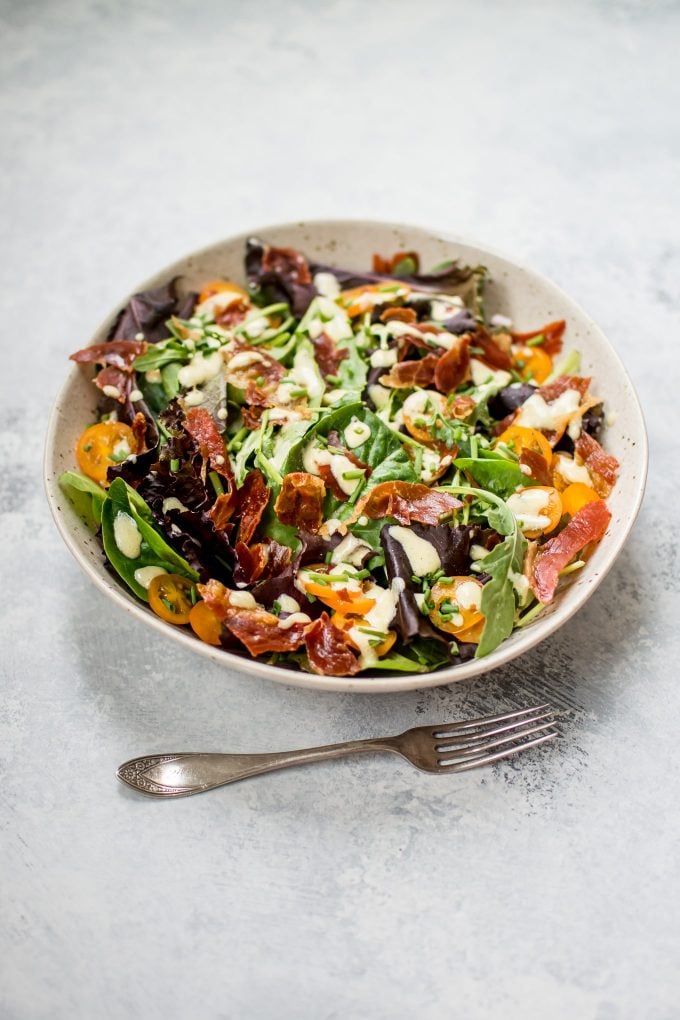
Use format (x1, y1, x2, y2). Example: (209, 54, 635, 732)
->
(274, 473, 326, 533)
(434, 336, 471, 393)
(197, 580, 308, 655)
(236, 469, 270, 545)
(305, 612, 361, 676)
(574, 433, 619, 497)
(348, 482, 462, 526)
(70, 339, 147, 403)
(531, 499, 611, 603)
(511, 320, 566, 356)
(379, 352, 440, 388)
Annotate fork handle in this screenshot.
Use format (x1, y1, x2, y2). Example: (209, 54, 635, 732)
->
(117, 737, 402, 797)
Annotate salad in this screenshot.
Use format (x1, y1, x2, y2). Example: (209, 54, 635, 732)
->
(60, 239, 619, 676)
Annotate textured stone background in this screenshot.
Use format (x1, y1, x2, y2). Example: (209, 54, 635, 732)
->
(1, 1, 678, 1017)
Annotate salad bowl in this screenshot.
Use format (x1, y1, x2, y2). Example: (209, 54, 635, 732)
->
(44, 219, 647, 692)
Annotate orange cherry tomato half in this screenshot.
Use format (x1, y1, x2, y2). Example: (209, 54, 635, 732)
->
(304, 580, 376, 616)
(148, 573, 195, 625)
(401, 390, 448, 443)
(428, 577, 485, 637)
(189, 600, 223, 645)
(561, 482, 601, 517)
(339, 283, 411, 318)
(331, 613, 397, 657)
(512, 345, 553, 384)
(454, 617, 485, 645)
(495, 424, 552, 463)
(198, 279, 249, 305)
(76, 421, 137, 486)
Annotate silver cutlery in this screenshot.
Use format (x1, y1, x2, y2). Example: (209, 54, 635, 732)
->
(117, 704, 559, 798)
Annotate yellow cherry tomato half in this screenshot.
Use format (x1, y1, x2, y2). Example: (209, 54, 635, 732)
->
(428, 577, 485, 637)
(148, 573, 195, 625)
(495, 424, 552, 463)
(561, 482, 601, 517)
(331, 613, 397, 658)
(508, 485, 563, 539)
(76, 421, 137, 486)
(512, 345, 553, 384)
(189, 600, 223, 645)
(198, 279, 249, 305)
(454, 617, 485, 645)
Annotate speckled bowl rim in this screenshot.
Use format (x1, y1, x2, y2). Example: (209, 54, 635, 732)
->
(44, 218, 648, 693)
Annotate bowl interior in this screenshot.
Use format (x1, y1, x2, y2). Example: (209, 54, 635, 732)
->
(44, 220, 647, 692)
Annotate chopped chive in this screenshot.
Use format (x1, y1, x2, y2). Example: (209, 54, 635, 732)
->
(209, 471, 224, 496)
(342, 469, 365, 480)
(170, 458, 180, 472)
(527, 333, 545, 347)
(324, 551, 333, 563)
(161, 597, 175, 613)
(347, 476, 367, 506)
(189, 585, 198, 606)
(358, 627, 388, 638)
(326, 374, 341, 385)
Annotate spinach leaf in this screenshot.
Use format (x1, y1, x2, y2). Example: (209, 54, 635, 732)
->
(58, 471, 106, 532)
(102, 478, 198, 600)
(368, 637, 452, 673)
(454, 452, 539, 499)
(476, 525, 527, 658)
(336, 337, 367, 399)
(132, 343, 188, 372)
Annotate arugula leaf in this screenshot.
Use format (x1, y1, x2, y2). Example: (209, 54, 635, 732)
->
(101, 478, 198, 600)
(476, 525, 527, 658)
(453, 453, 539, 499)
(58, 471, 106, 532)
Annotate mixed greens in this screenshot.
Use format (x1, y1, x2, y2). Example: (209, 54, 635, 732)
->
(60, 239, 619, 676)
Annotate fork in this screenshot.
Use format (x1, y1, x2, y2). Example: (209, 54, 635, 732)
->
(117, 705, 559, 798)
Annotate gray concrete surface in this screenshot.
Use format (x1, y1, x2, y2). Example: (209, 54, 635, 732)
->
(1, 1, 678, 1017)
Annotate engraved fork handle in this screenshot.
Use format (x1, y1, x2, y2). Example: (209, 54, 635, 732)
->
(117, 737, 403, 797)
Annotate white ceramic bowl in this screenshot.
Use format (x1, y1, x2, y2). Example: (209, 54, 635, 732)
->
(44, 219, 647, 692)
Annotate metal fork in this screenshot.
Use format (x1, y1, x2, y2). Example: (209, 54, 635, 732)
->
(117, 705, 559, 798)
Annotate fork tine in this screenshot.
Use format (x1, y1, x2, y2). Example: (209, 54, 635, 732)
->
(437, 731, 558, 772)
(431, 704, 552, 737)
(434, 710, 558, 751)
(437, 722, 558, 760)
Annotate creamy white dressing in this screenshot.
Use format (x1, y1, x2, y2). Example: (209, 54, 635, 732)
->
(343, 417, 371, 449)
(241, 316, 268, 340)
(388, 525, 441, 576)
(367, 383, 391, 410)
(145, 369, 162, 384)
(430, 296, 464, 321)
(470, 358, 512, 388)
(302, 444, 364, 495)
(162, 497, 189, 514)
(508, 569, 531, 602)
(113, 512, 142, 559)
(278, 612, 312, 630)
(229, 591, 257, 609)
(507, 488, 551, 532)
(102, 384, 121, 399)
(129, 389, 143, 402)
(111, 438, 131, 460)
(195, 289, 244, 320)
(515, 388, 581, 431)
(178, 350, 224, 389)
(402, 389, 446, 421)
(277, 594, 300, 614)
(553, 454, 592, 485)
(331, 533, 372, 567)
(227, 350, 266, 372)
(344, 580, 400, 666)
(291, 345, 324, 401)
(183, 389, 205, 407)
(313, 272, 340, 299)
(456, 580, 483, 611)
(420, 449, 444, 483)
(369, 348, 398, 368)
(469, 543, 489, 561)
(133, 565, 167, 590)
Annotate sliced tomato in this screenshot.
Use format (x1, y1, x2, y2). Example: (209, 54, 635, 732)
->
(512, 345, 554, 383)
(189, 601, 223, 645)
(495, 424, 552, 463)
(561, 482, 601, 517)
(76, 421, 137, 486)
(428, 577, 485, 637)
(148, 573, 195, 625)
